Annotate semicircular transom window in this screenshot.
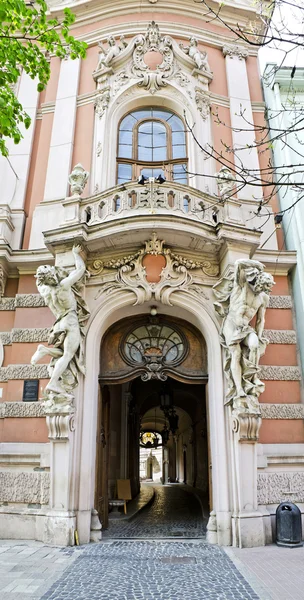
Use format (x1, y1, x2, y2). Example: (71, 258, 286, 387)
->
(117, 107, 187, 185)
(122, 323, 187, 366)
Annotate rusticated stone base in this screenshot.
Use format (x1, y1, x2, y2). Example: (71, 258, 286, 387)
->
(0, 508, 75, 546)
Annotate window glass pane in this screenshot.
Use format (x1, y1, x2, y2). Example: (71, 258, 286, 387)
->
(152, 122, 166, 147)
(167, 113, 184, 132)
(172, 144, 186, 159)
(138, 137, 152, 161)
(119, 129, 132, 145)
(117, 163, 132, 183)
(120, 114, 137, 131)
(172, 130, 186, 146)
(118, 144, 132, 159)
(152, 121, 167, 161)
(138, 122, 153, 161)
(131, 109, 152, 121)
(139, 121, 153, 135)
(173, 163, 187, 184)
(152, 109, 172, 120)
(141, 168, 165, 179)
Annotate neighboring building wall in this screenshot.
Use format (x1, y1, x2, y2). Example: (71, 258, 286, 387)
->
(263, 65, 304, 377)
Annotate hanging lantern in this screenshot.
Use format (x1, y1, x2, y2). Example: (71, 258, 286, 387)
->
(161, 424, 170, 445)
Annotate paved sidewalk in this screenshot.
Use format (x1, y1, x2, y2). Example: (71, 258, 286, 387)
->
(227, 545, 304, 600)
(0, 541, 84, 600)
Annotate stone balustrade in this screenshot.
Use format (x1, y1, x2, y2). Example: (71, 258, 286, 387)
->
(62, 181, 247, 229)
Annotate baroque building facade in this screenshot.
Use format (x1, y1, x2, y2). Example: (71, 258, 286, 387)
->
(0, 0, 303, 549)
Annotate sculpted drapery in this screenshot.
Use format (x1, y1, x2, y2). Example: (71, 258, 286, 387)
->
(213, 259, 274, 413)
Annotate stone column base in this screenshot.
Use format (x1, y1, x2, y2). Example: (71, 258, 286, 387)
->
(37, 511, 76, 546)
(232, 511, 265, 548)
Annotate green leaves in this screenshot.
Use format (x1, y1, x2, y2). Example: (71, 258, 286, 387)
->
(0, 0, 87, 155)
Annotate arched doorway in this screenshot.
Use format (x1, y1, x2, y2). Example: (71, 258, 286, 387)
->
(77, 289, 230, 546)
(95, 314, 210, 532)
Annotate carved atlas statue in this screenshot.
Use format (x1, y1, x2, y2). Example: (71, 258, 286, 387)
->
(213, 259, 274, 413)
(31, 246, 90, 402)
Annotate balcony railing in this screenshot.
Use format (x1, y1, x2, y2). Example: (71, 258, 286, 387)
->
(62, 181, 246, 230)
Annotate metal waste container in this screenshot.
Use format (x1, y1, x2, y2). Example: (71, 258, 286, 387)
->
(276, 501, 303, 547)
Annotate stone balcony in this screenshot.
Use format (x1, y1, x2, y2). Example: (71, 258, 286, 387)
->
(62, 180, 248, 229)
(42, 180, 261, 255)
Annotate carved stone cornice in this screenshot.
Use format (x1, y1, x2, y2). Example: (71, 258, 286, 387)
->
(0, 364, 49, 382)
(260, 365, 301, 381)
(222, 44, 249, 60)
(0, 471, 50, 504)
(269, 295, 292, 309)
(0, 401, 45, 418)
(261, 404, 304, 419)
(264, 329, 296, 344)
(258, 472, 304, 505)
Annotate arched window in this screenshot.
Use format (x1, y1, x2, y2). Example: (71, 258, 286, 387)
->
(117, 108, 187, 185)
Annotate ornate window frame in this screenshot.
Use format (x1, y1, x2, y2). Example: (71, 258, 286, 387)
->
(116, 108, 188, 184)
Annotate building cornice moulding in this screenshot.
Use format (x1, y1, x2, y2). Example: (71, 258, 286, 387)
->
(254, 249, 297, 276)
(48, 0, 263, 48)
(0, 246, 53, 276)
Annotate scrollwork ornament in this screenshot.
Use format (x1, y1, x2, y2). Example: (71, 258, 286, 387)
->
(131, 21, 174, 93)
(195, 87, 211, 120)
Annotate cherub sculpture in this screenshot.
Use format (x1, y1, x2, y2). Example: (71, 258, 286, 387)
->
(180, 37, 211, 72)
(31, 246, 90, 400)
(96, 35, 128, 70)
(213, 259, 274, 413)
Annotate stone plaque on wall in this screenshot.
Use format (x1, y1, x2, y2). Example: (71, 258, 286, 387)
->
(23, 379, 39, 402)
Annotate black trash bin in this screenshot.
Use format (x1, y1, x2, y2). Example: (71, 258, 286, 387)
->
(276, 501, 303, 547)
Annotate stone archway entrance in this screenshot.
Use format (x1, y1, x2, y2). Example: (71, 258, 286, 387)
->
(95, 315, 210, 533)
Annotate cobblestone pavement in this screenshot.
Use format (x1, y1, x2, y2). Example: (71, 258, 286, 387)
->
(41, 540, 259, 600)
(104, 483, 207, 538)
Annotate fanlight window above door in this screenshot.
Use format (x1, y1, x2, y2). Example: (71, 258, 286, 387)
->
(122, 323, 187, 367)
(117, 108, 187, 185)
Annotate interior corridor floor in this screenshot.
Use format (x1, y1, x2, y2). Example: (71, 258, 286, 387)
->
(103, 483, 208, 539)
